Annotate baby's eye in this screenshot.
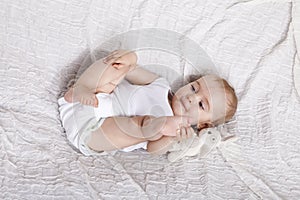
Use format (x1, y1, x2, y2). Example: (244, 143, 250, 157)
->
(199, 101, 204, 110)
(191, 85, 196, 92)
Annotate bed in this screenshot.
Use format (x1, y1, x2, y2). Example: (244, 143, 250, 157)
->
(1, 0, 300, 199)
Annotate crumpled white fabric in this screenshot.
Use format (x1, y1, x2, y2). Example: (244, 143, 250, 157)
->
(1, 0, 300, 199)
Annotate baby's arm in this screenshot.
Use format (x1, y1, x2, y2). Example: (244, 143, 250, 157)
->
(147, 125, 195, 155)
(87, 115, 191, 152)
(64, 50, 137, 107)
(147, 136, 176, 155)
(125, 66, 159, 85)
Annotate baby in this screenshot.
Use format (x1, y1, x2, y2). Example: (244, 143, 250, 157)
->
(58, 50, 238, 155)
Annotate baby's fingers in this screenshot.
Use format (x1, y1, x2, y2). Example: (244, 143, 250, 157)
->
(176, 126, 194, 141)
(104, 50, 127, 64)
(186, 126, 195, 138)
(175, 126, 187, 141)
(111, 58, 126, 69)
(180, 126, 187, 140)
(103, 55, 116, 64)
(103, 52, 118, 64)
(176, 129, 181, 141)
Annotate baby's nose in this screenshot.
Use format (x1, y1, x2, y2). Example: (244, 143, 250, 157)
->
(187, 94, 198, 103)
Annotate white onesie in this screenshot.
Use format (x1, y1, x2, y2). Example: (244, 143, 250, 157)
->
(58, 77, 174, 156)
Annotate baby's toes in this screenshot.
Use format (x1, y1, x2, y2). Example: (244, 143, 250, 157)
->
(87, 98, 96, 107)
(88, 97, 96, 107)
(85, 99, 90, 106)
(93, 97, 98, 108)
(90, 98, 96, 106)
(80, 98, 88, 106)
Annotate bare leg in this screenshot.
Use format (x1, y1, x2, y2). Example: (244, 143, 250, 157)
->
(87, 116, 150, 151)
(64, 50, 137, 107)
(64, 65, 130, 106)
(87, 115, 171, 152)
(64, 59, 110, 106)
(88, 127, 147, 152)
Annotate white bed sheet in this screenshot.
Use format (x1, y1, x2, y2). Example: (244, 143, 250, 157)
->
(1, 0, 300, 199)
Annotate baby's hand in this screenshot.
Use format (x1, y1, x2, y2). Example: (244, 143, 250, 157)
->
(103, 49, 137, 70)
(161, 116, 193, 137)
(175, 126, 195, 141)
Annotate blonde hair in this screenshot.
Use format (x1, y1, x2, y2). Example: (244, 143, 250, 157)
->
(222, 79, 238, 122)
(208, 78, 238, 127)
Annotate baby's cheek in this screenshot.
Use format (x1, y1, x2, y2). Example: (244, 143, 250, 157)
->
(172, 101, 182, 116)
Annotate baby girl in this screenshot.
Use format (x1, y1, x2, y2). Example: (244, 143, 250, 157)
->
(58, 50, 237, 155)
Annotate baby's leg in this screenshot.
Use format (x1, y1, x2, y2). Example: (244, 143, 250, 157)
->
(87, 116, 150, 151)
(64, 85, 99, 107)
(64, 59, 109, 107)
(75, 49, 136, 92)
(64, 50, 136, 107)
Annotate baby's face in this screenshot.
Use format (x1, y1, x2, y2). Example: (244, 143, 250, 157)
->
(171, 75, 227, 126)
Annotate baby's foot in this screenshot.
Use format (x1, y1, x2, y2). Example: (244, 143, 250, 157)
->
(64, 87, 75, 103)
(78, 92, 98, 108)
(64, 85, 98, 107)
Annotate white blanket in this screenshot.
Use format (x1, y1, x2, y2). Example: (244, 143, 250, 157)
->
(1, 0, 300, 199)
